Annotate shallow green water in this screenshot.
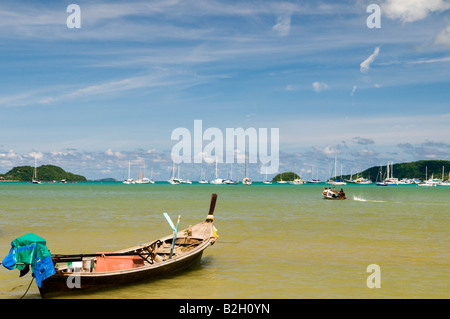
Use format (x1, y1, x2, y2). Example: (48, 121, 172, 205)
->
(0, 182, 449, 299)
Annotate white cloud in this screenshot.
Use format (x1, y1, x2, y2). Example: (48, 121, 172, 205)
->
(29, 151, 43, 160)
(106, 149, 125, 158)
(381, 0, 450, 23)
(350, 85, 357, 96)
(351, 149, 378, 157)
(434, 25, 450, 46)
(273, 16, 291, 36)
(314, 145, 341, 156)
(360, 47, 380, 73)
(312, 81, 329, 92)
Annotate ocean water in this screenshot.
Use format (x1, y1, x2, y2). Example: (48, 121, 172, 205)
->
(0, 181, 448, 299)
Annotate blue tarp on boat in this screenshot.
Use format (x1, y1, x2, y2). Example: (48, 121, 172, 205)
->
(1, 233, 55, 287)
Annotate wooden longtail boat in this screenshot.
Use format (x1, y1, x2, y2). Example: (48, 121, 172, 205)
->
(322, 187, 347, 200)
(38, 194, 219, 298)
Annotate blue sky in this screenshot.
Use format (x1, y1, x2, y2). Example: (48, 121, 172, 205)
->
(0, 0, 449, 181)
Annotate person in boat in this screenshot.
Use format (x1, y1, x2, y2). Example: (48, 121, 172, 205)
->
(339, 188, 346, 199)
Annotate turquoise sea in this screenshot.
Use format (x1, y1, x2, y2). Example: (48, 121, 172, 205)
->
(0, 181, 449, 299)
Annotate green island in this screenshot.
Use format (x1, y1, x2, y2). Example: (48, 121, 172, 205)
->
(0, 165, 86, 182)
(272, 172, 301, 182)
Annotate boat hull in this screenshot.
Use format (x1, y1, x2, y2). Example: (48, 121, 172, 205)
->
(39, 240, 212, 298)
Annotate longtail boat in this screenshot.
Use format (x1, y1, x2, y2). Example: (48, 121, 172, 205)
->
(322, 187, 347, 200)
(37, 193, 219, 298)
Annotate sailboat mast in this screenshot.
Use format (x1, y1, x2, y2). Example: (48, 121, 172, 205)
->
(34, 157, 37, 180)
(215, 157, 218, 179)
(334, 157, 337, 181)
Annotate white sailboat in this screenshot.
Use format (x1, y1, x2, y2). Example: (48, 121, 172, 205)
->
(210, 158, 225, 184)
(198, 170, 209, 184)
(225, 164, 238, 184)
(438, 167, 450, 186)
(376, 161, 398, 186)
(418, 166, 437, 187)
(168, 163, 181, 184)
(32, 157, 41, 184)
(177, 166, 192, 184)
(307, 165, 321, 183)
(242, 154, 252, 185)
(276, 171, 288, 184)
(123, 162, 135, 184)
(327, 158, 346, 185)
(263, 166, 272, 184)
(135, 161, 152, 184)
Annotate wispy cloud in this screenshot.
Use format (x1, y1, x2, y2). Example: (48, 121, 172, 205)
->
(360, 47, 380, 73)
(407, 56, 450, 64)
(312, 81, 329, 92)
(398, 140, 450, 159)
(352, 137, 375, 145)
(273, 16, 291, 36)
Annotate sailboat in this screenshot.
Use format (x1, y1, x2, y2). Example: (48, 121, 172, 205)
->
(289, 173, 305, 185)
(123, 162, 135, 184)
(225, 164, 238, 184)
(32, 157, 42, 184)
(307, 165, 321, 183)
(276, 173, 288, 184)
(418, 166, 437, 187)
(149, 168, 155, 184)
(263, 166, 272, 184)
(198, 170, 209, 184)
(242, 154, 252, 185)
(135, 161, 152, 184)
(438, 167, 450, 186)
(376, 161, 398, 186)
(177, 167, 192, 184)
(168, 163, 181, 184)
(327, 158, 346, 185)
(210, 158, 225, 184)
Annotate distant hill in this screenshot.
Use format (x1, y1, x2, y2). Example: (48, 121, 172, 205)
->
(0, 165, 87, 182)
(341, 160, 450, 181)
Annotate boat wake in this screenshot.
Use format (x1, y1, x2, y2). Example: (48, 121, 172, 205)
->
(352, 196, 385, 203)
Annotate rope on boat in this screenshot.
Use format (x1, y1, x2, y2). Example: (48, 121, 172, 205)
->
(20, 277, 34, 299)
